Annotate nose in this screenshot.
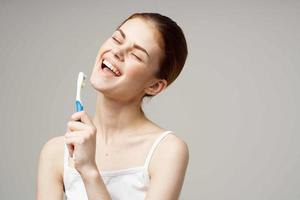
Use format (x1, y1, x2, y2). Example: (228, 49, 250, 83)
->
(111, 46, 124, 61)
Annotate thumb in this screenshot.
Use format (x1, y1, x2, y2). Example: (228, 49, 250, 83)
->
(65, 126, 74, 158)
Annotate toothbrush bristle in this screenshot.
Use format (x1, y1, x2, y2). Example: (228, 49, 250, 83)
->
(78, 72, 87, 88)
(82, 78, 86, 88)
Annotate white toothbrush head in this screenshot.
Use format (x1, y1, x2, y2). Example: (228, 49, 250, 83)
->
(76, 72, 87, 102)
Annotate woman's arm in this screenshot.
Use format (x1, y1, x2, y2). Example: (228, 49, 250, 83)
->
(145, 134, 189, 200)
(64, 111, 112, 200)
(36, 136, 65, 200)
(77, 165, 112, 200)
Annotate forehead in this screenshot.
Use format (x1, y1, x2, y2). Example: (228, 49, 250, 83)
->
(119, 18, 163, 58)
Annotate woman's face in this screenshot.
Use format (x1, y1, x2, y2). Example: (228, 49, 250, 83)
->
(90, 17, 165, 102)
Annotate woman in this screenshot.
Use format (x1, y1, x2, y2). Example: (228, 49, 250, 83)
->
(37, 12, 189, 200)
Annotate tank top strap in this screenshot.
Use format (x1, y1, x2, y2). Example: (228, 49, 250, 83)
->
(63, 142, 70, 169)
(143, 130, 173, 169)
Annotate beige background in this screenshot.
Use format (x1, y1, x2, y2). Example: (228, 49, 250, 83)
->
(0, 0, 299, 199)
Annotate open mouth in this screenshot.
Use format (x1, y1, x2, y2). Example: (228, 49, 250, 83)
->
(101, 59, 121, 77)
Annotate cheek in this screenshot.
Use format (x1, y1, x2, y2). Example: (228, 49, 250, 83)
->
(124, 66, 157, 92)
(125, 62, 152, 81)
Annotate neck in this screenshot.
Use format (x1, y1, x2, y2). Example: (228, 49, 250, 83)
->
(92, 93, 148, 143)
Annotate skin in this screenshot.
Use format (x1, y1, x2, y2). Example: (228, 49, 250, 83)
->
(36, 17, 189, 200)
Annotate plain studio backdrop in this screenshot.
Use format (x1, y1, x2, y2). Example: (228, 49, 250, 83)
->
(0, 0, 299, 199)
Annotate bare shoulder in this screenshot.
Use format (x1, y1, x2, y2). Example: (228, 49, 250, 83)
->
(149, 132, 189, 176)
(39, 135, 65, 179)
(40, 135, 65, 160)
(162, 133, 189, 155)
(146, 132, 189, 199)
(160, 132, 189, 158)
(36, 135, 66, 199)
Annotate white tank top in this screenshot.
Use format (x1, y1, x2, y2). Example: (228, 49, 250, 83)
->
(63, 130, 173, 200)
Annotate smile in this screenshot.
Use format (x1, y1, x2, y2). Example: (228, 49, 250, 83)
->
(101, 59, 121, 77)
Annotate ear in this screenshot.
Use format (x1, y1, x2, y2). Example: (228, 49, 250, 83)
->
(144, 79, 168, 96)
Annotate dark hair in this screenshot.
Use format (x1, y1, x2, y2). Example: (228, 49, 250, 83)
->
(118, 13, 188, 97)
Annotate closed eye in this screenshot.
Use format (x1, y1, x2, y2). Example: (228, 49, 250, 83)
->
(131, 53, 142, 61)
(112, 36, 121, 44)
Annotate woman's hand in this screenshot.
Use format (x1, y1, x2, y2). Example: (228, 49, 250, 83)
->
(64, 110, 98, 175)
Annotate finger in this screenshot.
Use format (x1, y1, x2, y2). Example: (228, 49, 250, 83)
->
(71, 111, 94, 127)
(67, 121, 89, 132)
(70, 111, 84, 121)
(65, 124, 74, 134)
(64, 135, 75, 158)
(65, 131, 85, 138)
(64, 133, 85, 145)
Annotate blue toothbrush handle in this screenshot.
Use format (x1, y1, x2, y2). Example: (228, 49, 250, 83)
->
(76, 100, 83, 112)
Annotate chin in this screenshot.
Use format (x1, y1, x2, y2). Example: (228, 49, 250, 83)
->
(89, 72, 119, 99)
(90, 72, 107, 93)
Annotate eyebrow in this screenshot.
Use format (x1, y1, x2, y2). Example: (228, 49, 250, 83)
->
(117, 28, 150, 58)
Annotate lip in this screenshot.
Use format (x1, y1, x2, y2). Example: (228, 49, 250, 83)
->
(99, 62, 115, 78)
(99, 57, 122, 76)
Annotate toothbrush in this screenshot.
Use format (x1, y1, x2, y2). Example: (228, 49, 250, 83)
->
(68, 72, 86, 162)
(76, 72, 87, 112)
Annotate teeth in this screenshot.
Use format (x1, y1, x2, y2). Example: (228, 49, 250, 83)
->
(103, 59, 120, 76)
